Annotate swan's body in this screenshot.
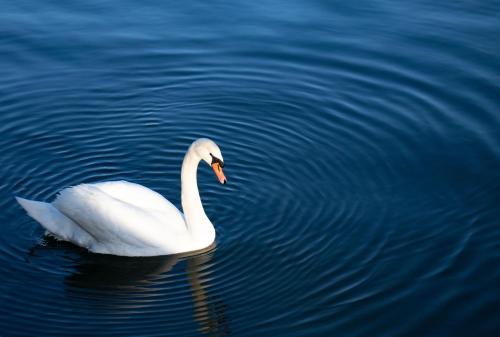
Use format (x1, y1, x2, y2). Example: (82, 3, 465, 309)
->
(16, 138, 226, 257)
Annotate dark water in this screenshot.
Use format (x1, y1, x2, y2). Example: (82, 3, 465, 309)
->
(1, 1, 499, 336)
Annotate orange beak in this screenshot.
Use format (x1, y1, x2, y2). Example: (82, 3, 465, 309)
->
(211, 162, 227, 184)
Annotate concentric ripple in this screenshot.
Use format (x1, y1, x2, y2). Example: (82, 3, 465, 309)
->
(1, 1, 499, 336)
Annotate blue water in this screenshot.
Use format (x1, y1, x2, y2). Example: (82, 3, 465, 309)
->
(1, 1, 500, 336)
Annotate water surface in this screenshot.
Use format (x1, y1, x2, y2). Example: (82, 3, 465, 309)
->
(1, 1, 499, 336)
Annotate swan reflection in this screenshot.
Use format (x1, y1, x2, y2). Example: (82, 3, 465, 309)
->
(28, 239, 230, 336)
(187, 252, 230, 336)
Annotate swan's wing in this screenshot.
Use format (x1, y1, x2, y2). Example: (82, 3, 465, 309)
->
(91, 181, 187, 235)
(16, 197, 95, 247)
(92, 181, 183, 217)
(53, 184, 190, 255)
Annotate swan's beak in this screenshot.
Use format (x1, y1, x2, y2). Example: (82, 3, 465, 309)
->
(211, 162, 227, 184)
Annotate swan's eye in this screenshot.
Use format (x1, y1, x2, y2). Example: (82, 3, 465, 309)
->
(210, 153, 224, 167)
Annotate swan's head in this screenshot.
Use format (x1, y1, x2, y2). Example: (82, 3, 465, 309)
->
(192, 138, 227, 184)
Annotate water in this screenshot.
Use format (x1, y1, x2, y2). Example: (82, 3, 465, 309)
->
(1, 1, 499, 336)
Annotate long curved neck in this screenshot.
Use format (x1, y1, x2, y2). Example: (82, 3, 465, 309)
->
(181, 146, 215, 244)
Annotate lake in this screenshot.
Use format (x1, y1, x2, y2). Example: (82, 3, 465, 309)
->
(0, 1, 499, 336)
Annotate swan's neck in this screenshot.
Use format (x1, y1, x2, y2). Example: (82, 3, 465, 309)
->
(181, 147, 215, 245)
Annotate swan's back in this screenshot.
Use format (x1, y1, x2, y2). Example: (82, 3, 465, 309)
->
(92, 181, 180, 214)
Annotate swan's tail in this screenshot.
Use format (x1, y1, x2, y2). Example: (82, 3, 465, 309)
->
(15, 197, 94, 247)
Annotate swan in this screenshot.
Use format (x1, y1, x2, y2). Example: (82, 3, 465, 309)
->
(15, 138, 227, 257)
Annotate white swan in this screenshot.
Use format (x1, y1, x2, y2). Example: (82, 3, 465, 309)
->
(16, 138, 227, 257)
